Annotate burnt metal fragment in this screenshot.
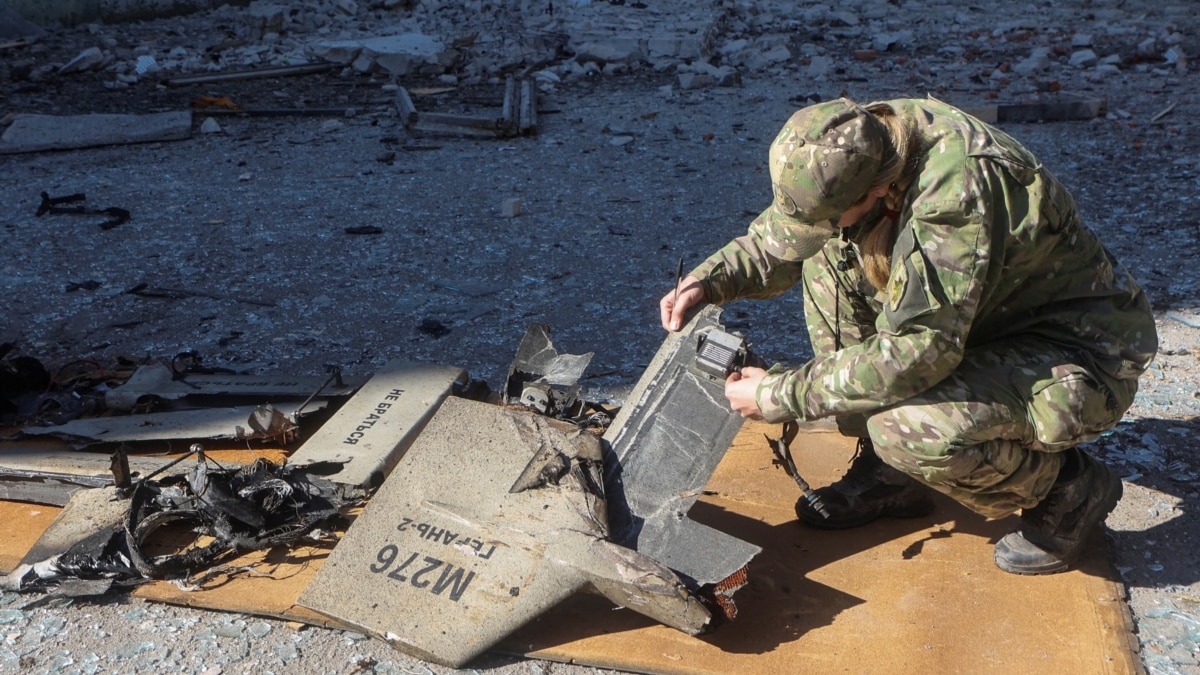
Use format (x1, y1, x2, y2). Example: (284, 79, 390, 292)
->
(1, 449, 351, 592)
(602, 304, 761, 612)
(34, 191, 130, 228)
(503, 323, 601, 423)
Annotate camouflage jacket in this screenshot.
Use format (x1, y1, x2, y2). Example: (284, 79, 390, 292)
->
(690, 98, 1158, 423)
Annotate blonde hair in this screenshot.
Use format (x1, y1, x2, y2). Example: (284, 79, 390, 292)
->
(858, 102, 919, 290)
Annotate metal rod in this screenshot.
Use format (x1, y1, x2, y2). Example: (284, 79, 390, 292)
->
(163, 62, 336, 86)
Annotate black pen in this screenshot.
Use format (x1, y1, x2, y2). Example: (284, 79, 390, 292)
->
(673, 255, 684, 310)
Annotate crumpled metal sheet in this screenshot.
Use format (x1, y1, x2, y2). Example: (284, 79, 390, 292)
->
(503, 324, 594, 414)
(602, 304, 761, 592)
(104, 362, 363, 412)
(11, 401, 322, 447)
(299, 397, 710, 668)
(1, 453, 350, 593)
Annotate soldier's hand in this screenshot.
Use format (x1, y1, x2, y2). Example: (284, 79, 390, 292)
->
(725, 366, 767, 419)
(659, 275, 706, 331)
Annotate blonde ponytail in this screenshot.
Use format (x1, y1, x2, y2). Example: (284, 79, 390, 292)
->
(859, 102, 919, 290)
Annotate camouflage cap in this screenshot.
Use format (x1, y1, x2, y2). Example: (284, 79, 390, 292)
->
(759, 98, 889, 261)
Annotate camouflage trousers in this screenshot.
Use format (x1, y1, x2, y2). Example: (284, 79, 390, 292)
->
(800, 240, 1134, 518)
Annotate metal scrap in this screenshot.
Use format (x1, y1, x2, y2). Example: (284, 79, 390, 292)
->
(299, 398, 711, 668)
(103, 360, 360, 412)
(503, 324, 613, 428)
(1, 447, 351, 593)
(602, 304, 761, 617)
(395, 75, 538, 138)
(162, 62, 337, 87)
(12, 401, 320, 447)
(35, 191, 130, 229)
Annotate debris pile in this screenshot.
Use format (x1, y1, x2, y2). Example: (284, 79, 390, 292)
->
(2, 450, 350, 596)
(0, 310, 762, 667)
(3, 0, 1191, 100)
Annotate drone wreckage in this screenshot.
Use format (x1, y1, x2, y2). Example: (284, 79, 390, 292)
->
(0, 305, 784, 668)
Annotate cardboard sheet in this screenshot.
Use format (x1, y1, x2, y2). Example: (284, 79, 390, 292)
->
(0, 421, 1140, 674)
(0, 501, 60, 572)
(505, 421, 1141, 674)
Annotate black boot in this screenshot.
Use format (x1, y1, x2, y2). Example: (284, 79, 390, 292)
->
(994, 449, 1123, 575)
(796, 438, 936, 529)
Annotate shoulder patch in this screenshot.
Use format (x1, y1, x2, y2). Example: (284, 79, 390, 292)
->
(887, 260, 908, 313)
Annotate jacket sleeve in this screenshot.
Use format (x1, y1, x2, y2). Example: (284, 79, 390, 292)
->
(688, 211, 815, 305)
(755, 195, 992, 423)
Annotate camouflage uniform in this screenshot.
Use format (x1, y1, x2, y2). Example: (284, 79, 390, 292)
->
(691, 98, 1157, 518)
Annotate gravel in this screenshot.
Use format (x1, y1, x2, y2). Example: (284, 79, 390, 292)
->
(2, 0, 1199, 672)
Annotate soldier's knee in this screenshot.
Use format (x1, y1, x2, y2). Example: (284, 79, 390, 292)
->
(866, 410, 957, 475)
(866, 411, 1002, 488)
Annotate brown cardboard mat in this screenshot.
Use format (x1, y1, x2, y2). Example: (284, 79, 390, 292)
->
(505, 421, 1141, 674)
(0, 422, 1140, 673)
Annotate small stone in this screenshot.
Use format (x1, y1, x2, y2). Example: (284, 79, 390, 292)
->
(1012, 48, 1052, 74)
(872, 30, 912, 52)
(1069, 49, 1098, 68)
(853, 49, 878, 61)
(1088, 64, 1122, 80)
(1071, 34, 1093, 48)
(199, 117, 222, 134)
(502, 198, 522, 218)
(135, 55, 159, 75)
(807, 55, 834, 78)
(760, 45, 792, 65)
(59, 47, 105, 74)
(609, 135, 635, 147)
(677, 72, 716, 90)
(829, 11, 859, 27)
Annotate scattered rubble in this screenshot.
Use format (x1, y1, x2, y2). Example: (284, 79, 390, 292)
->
(3, 0, 1191, 102)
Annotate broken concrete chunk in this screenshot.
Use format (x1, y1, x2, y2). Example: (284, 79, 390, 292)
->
(299, 398, 710, 668)
(1013, 47, 1052, 75)
(678, 72, 716, 90)
(0, 112, 192, 154)
(1138, 37, 1161, 59)
(286, 360, 466, 489)
(245, 1, 287, 39)
(313, 33, 447, 77)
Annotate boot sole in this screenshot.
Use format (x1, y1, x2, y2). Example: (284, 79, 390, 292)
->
(798, 496, 936, 529)
(994, 465, 1124, 575)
